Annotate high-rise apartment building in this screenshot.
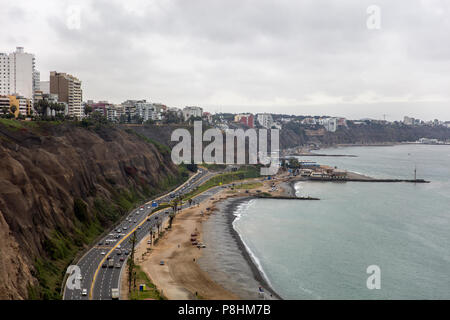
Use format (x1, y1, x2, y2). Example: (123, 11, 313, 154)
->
(0, 53, 10, 96)
(50, 71, 83, 118)
(0, 47, 36, 101)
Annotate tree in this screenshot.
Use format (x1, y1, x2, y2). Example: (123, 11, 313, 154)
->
(10, 104, 17, 117)
(288, 158, 300, 169)
(169, 212, 175, 229)
(84, 105, 93, 116)
(163, 111, 183, 124)
(34, 99, 50, 118)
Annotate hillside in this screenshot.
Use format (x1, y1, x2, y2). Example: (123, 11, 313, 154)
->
(280, 121, 450, 149)
(0, 120, 188, 299)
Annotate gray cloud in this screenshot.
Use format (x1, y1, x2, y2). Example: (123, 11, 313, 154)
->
(1, 0, 449, 120)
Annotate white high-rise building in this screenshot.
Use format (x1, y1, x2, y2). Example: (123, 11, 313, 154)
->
(33, 70, 40, 93)
(0, 47, 36, 100)
(0, 53, 10, 96)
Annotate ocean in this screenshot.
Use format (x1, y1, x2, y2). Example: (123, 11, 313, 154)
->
(232, 144, 450, 299)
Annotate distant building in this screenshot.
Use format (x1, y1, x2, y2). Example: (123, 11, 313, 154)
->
(234, 113, 254, 128)
(50, 71, 83, 118)
(203, 112, 213, 123)
(322, 118, 337, 132)
(0, 94, 32, 117)
(40, 81, 50, 94)
(152, 103, 167, 113)
(33, 70, 40, 95)
(183, 106, 203, 121)
(257, 113, 273, 128)
(403, 116, 415, 126)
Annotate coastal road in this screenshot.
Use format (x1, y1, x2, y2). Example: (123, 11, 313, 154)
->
(63, 167, 216, 300)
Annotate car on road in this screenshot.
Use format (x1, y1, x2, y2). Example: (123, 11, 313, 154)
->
(120, 257, 125, 262)
(111, 288, 119, 300)
(123, 226, 127, 230)
(147, 240, 151, 244)
(82, 288, 87, 296)
(138, 226, 141, 229)
(108, 260, 114, 268)
(115, 263, 121, 268)
(102, 263, 107, 268)
(101, 251, 106, 255)
(116, 249, 122, 255)
(124, 250, 129, 255)
(159, 260, 165, 265)
(98, 241, 103, 245)
(117, 245, 121, 249)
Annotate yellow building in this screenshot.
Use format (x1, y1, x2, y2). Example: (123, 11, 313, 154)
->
(0, 95, 31, 118)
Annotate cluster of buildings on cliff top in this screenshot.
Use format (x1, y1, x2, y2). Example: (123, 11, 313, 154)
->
(0, 47, 82, 118)
(1, 46, 450, 131)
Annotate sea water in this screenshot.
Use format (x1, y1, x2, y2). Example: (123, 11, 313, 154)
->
(232, 145, 450, 299)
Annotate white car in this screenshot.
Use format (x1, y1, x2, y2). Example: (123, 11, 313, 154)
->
(81, 288, 87, 296)
(117, 245, 121, 249)
(101, 251, 106, 255)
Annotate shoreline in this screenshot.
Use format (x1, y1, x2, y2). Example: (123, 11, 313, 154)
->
(213, 196, 283, 299)
(130, 175, 292, 300)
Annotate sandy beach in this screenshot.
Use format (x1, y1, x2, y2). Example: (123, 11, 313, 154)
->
(123, 173, 292, 300)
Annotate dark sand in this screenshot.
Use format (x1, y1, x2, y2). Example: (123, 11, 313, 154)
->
(198, 197, 282, 300)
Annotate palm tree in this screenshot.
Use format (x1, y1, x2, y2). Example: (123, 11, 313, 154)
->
(84, 104, 93, 117)
(169, 212, 175, 229)
(127, 231, 137, 293)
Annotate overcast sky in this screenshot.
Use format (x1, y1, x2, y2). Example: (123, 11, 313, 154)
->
(1, 0, 449, 120)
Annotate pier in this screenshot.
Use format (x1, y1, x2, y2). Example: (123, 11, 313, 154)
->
(307, 177, 430, 183)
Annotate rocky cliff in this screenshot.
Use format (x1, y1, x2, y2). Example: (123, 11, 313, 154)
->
(0, 120, 187, 299)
